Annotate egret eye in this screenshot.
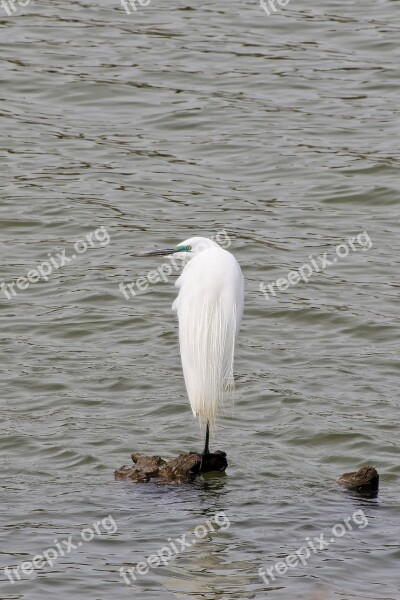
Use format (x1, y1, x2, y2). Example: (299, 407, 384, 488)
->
(187, 245, 192, 251)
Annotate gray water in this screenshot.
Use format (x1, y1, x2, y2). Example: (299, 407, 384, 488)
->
(1, 1, 400, 599)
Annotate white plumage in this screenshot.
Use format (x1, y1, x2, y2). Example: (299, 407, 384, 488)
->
(172, 237, 244, 428)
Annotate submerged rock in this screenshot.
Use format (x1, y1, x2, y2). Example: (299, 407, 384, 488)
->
(339, 465, 379, 497)
(115, 451, 227, 484)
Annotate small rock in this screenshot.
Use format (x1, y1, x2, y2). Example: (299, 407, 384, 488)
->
(339, 465, 379, 497)
(115, 451, 228, 484)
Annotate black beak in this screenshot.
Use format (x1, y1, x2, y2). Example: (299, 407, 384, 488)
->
(136, 247, 176, 257)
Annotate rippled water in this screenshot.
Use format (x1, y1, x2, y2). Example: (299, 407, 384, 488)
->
(1, 1, 400, 599)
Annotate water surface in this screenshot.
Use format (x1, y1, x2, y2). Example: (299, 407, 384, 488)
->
(1, 1, 400, 599)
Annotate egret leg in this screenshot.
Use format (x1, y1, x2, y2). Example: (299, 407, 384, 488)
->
(202, 421, 210, 456)
(198, 422, 211, 473)
(199, 422, 210, 473)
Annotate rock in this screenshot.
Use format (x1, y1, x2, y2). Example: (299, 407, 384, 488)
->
(338, 465, 379, 497)
(115, 451, 228, 484)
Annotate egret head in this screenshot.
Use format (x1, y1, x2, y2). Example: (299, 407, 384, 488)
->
(139, 237, 219, 258)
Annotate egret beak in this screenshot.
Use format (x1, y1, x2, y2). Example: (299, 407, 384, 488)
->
(137, 247, 176, 257)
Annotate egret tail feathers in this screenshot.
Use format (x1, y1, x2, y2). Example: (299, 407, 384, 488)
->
(178, 296, 237, 427)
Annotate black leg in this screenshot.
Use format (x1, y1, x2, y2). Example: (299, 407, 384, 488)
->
(199, 421, 210, 472)
(202, 421, 210, 456)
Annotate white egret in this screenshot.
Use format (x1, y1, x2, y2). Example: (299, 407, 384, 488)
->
(141, 237, 244, 462)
